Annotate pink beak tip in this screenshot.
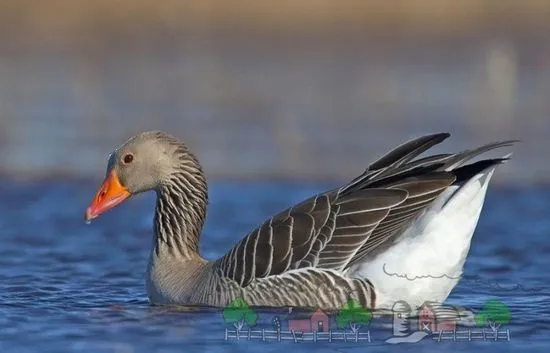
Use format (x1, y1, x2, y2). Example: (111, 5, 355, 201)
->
(84, 207, 96, 223)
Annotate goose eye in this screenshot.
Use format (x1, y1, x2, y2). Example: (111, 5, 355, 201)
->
(123, 154, 134, 164)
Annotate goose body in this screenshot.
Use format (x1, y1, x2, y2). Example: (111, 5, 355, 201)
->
(346, 167, 496, 309)
(85, 131, 514, 311)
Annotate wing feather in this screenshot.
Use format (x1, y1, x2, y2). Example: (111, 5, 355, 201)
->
(214, 133, 516, 287)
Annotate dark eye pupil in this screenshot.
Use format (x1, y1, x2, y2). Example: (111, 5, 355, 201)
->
(124, 154, 133, 163)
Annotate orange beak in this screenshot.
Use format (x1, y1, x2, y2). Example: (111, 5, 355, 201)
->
(85, 171, 131, 222)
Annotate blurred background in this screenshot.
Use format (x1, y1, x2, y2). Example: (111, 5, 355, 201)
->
(2, 2, 550, 352)
(0, 0, 548, 184)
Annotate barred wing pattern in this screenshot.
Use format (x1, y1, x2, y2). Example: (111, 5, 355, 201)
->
(215, 132, 516, 288)
(216, 189, 407, 287)
(344, 138, 516, 266)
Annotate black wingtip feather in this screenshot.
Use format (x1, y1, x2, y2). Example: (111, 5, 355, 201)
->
(452, 158, 509, 184)
(369, 132, 451, 171)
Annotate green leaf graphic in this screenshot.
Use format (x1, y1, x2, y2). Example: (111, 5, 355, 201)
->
(475, 312, 487, 327)
(223, 297, 257, 327)
(244, 310, 257, 326)
(475, 299, 511, 328)
(335, 299, 372, 330)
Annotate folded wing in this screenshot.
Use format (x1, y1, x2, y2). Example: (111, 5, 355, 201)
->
(215, 133, 516, 286)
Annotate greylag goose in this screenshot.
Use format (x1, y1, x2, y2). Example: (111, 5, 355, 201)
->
(84, 131, 514, 310)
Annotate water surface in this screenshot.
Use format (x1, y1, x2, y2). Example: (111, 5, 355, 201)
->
(0, 180, 548, 352)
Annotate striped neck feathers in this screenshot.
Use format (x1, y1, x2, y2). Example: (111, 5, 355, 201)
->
(153, 165, 208, 259)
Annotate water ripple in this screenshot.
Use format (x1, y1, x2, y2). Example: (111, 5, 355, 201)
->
(0, 181, 548, 352)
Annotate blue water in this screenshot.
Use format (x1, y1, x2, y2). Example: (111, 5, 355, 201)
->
(1, 179, 549, 352)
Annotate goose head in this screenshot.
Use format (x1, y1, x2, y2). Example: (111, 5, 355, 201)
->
(84, 130, 203, 222)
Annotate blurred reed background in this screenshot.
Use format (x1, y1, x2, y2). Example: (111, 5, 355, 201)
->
(0, 0, 548, 184)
